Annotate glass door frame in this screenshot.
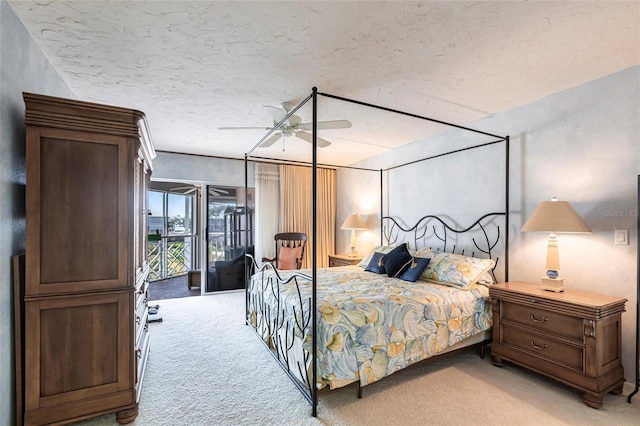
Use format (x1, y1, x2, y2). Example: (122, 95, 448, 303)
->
(147, 182, 199, 284)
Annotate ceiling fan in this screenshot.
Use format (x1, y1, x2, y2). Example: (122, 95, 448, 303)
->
(171, 185, 230, 197)
(219, 102, 352, 148)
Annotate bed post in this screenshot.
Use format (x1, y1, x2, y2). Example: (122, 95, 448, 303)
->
(311, 87, 318, 417)
(505, 135, 510, 282)
(244, 154, 250, 322)
(380, 169, 384, 244)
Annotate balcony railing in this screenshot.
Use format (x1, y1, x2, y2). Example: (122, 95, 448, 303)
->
(148, 235, 195, 281)
(147, 233, 226, 282)
(208, 232, 225, 263)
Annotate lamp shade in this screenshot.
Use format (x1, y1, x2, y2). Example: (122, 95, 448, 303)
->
(521, 199, 591, 234)
(341, 212, 366, 230)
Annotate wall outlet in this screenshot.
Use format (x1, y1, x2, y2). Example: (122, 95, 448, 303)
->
(614, 229, 629, 245)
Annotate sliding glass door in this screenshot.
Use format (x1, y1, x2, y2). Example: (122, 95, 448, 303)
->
(205, 186, 254, 292)
(147, 189, 196, 281)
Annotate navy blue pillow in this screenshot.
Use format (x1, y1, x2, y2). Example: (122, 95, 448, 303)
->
(400, 257, 431, 282)
(364, 252, 387, 274)
(382, 243, 413, 277)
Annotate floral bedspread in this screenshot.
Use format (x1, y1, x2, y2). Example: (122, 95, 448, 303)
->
(248, 265, 492, 388)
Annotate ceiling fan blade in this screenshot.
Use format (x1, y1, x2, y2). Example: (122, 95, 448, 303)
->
(218, 126, 271, 130)
(264, 105, 286, 123)
(299, 119, 352, 131)
(288, 114, 302, 126)
(296, 131, 331, 147)
(208, 186, 230, 196)
(260, 132, 282, 147)
(172, 186, 199, 194)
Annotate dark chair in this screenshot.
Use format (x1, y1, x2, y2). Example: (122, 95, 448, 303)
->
(261, 232, 307, 270)
(207, 246, 254, 292)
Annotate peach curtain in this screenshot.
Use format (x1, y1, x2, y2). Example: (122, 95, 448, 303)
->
(279, 165, 336, 268)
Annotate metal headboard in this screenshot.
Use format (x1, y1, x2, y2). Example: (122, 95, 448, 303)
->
(382, 212, 505, 277)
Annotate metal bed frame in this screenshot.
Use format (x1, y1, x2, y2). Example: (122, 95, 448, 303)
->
(242, 87, 510, 416)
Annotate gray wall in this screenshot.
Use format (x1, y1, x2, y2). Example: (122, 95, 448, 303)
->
(153, 151, 254, 187)
(338, 65, 639, 381)
(0, 2, 76, 424)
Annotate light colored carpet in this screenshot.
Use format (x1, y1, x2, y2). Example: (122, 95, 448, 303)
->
(73, 291, 639, 426)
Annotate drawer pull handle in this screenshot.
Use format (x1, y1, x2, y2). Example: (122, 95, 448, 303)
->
(530, 340, 549, 350)
(528, 313, 548, 323)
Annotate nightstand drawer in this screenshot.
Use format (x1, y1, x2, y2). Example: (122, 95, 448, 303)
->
(502, 302, 583, 342)
(502, 326, 583, 371)
(328, 254, 362, 267)
(329, 258, 348, 267)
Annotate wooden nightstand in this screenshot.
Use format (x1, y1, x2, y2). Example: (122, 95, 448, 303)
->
(490, 282, 626, 408)
(328, 254, 363, 267)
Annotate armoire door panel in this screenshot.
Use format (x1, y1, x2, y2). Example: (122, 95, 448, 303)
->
(40, 302, 119, 395)
(26, 126, 130, 296)
(40, 137, 119, 283)
(24, 292, 132, 410)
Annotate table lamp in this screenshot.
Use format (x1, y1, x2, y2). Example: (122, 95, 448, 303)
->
(341, 212, 367, 257)
(521, 197, 591, 292)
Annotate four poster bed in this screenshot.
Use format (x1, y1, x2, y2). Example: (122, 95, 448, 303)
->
(243, 88, 510, 416)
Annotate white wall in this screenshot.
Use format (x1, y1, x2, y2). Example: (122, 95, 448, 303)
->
(0, 2, 76, 424)
(338, 66, 639, 383)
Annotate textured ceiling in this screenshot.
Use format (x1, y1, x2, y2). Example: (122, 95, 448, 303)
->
(8, 1, 639, 166)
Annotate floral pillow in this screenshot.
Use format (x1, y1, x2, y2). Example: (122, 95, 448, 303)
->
(425, 252, 495, 289)
(476, 270, 496, 286)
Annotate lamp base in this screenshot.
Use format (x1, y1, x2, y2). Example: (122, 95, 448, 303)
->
(540, 277, 564, 292)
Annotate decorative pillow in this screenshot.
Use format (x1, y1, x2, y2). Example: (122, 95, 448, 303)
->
(358, 245, 395, 268)
(364, 252, 387, 274)
(278, 246, 303, 270)
(427, 252, 495, 289)
(381, 243, 413, 278)
(399, 257, 431, 282)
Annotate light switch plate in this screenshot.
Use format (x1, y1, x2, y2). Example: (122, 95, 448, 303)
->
(614, 229, 629, 245)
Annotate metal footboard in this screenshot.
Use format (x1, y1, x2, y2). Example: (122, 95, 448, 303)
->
(245, 255, 315, 402)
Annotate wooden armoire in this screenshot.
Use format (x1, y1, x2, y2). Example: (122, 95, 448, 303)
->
(22, 93, 155, 425)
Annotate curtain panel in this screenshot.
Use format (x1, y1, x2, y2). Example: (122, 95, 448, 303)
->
(279, 165, 336, 268)
(254, 163, 280, 263)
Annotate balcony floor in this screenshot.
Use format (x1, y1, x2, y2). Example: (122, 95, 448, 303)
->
(149, 274, 200, 301)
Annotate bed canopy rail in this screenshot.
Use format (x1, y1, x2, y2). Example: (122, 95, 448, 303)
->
(244, 87, 510, 416)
